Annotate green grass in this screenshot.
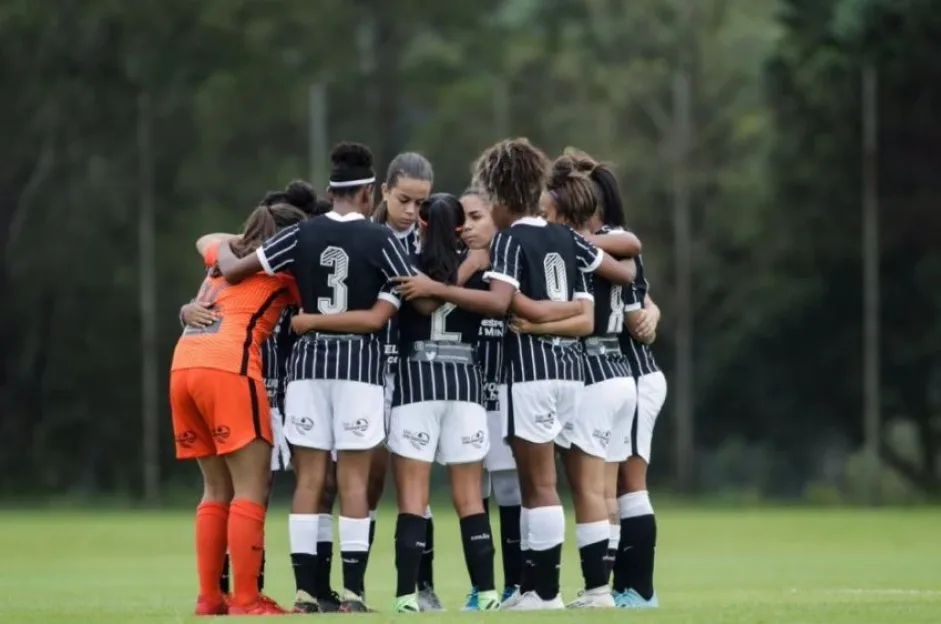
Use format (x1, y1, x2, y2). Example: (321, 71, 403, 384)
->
(1, 506, 939, 622)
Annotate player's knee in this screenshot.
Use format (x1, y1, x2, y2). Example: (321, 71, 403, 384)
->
(619, 456, 648, 494)
(491, 469, 522, 507)
(318, 478, 337, 514)
(449, 464, 485, 516)
(200, 467, 233, 503)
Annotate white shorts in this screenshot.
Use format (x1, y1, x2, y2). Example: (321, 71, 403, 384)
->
(484, 385, 515, 471)
(270, 406, 292, 470)
(284, 379, 385, 451)
(628, 371, 668, 463)
(504, 379, 583, 445)
(383, 371, 395, 429)
(556, 376, 636, 461)
(388, 400, 489, 465)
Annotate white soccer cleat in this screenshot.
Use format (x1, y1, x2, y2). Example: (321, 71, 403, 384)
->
(502, 590, 565, 611)
(565, 587, 616, 609)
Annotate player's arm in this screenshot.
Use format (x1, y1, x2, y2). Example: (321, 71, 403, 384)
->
(626, 292, 660, 344)
(217, 225, 299, 284)
(572, 230, 636, 285)
(180, 300, 217, 329)
(509, 294, 582, 323)
(586, 229, 641, 259)
(196, 233, 239, 257)
(511, 300, 594, 337)
(291, 287, 400, 335)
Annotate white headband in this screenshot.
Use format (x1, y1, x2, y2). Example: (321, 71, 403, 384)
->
(329, 177, 375, 188)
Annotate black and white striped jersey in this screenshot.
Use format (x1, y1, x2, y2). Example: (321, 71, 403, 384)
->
(257, 211, 417, 385)
(393, 256, 487, 407)
(476, 318, 504, 412)
(379, 225, 417, 371)
(485, 217, 602, 384)
(261, 305, 298, 406)
(620, 252, 660, 376)
(583, 227, 634, 385)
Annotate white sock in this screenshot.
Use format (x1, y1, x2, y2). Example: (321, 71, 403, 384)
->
(575, 520, 610, 548)
(617, 490, 654, 519)
(424, 505, 432, 519)
(527, 505, 565, 551)
(316, 513, 333, 543)
(289, 513, 319, 555)
(609, 522, 621, 551)
(339, 516, 370, 553)
(368, 508, 377, 521)
(520, 507, 531, 551)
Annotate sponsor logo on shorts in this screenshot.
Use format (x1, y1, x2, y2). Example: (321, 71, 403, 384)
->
(402, 430, 430, 451)
(482, 382, 499, 410)
(534, 414, 555, 429)
(292, 416, 314, 432)
(176, 430, 197, 448)
(343, 418, 369, 437)
(212, 425, 231, 444)
(461, 430, 486, 448)
(593, 428, 611, 447)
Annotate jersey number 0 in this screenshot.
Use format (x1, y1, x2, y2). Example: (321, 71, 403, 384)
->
(318, 246, 349, 314)
(543, 252, 568, 301)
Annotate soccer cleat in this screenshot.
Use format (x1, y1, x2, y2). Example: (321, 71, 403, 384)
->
(316, 590, 342, 613)
(292, 589, 320, 614)
(501, 586, 522, 609)
(337, 588, 373, 613)
(477, 590, 501, 611)
(566, 587, 616, 609)
(614, 588, 659, 609)
(462, 587, 480, 611)
(194, 595, 228, 616)
(393, 593, 421, 613)
(228, 597, 289, 615)
(502, 590, 565, 611)
(417, 585, 444, 611)
(501, 585, 519, 604)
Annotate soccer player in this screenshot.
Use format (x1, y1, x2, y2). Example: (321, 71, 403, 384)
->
(531, 154, 640, 608)
(170, 201, 308, 616)
(457, 188, 524, 610)
(215, 142, 418, 613)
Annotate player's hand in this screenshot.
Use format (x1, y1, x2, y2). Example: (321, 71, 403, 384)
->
(392, 273, 442, 300)
(290, 312, 319, 334)
(469, 248, 490, 272)
(181, 301, 217, 328)
(508, 314, 534, 334)
(627, 309, 657, 344)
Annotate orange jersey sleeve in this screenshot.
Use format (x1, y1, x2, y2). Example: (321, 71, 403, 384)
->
(171, 270, 293, 380)
(202, 241, 220, 268)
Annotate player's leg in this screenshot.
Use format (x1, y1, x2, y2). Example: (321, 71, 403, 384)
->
(313, 459, 340, 611)
(614, 371, 666, 609)
(604, 376, 636, 590)
(463, 469, 493, 611)
(213, 373, 286, 614)
(171, 369, 230, 616)
(366, 368, 395, 551)
(415, 500, 440, 611)
(283, 379, 334, 613)
(385, 401, 440, 613)
(333, 380, 387, 612)
(504, 380, 566, 611)
(442, 402, 500, 611)
(556, 378, 617, 608)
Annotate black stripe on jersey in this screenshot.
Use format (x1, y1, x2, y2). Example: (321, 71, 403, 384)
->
(584, 352, 633, 386)
(239, 289, 286, 376)
(247, 378, 262, 438)
(620, 253, 660, 376)
(289, 333, 385, 385)
(393, 359, 483, 407)
(477, 319, 504, 411)
(258, 225, 299, 274)
(507, 337, 586, 383)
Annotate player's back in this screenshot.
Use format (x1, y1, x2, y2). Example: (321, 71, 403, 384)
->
(171, 270, 293, 380)
(509, 222, 581, 303)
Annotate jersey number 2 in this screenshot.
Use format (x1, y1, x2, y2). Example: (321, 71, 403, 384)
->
(430, 303, 461, 341)
(318, 246, 349, 314)
(544, 252, 568, 301)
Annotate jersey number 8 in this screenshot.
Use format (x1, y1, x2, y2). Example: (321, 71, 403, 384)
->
(543, 252, 568, 302)
(318, 246, 349, 314)
(607, 285, 625, 334)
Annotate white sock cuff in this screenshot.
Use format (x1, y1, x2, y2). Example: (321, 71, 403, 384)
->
(339, 516, 371, 553)
(609, 523, 621, 549)
(575, 520, 610, 548)
(617, 490, 653, 519)
(528, 505, 565, 552)
(520, 507, 531, 551)
(424, 505, 433, 519)
(289, 513, 319, 555)
(368, 509, 377, 521)
(316, 513, 333, 543)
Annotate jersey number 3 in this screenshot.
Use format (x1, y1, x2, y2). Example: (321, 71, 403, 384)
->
(318, 246, 349, 314)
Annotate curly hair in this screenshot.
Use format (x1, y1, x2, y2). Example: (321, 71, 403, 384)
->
(546, 153, 598, 229)
(472, 138, 549, 216)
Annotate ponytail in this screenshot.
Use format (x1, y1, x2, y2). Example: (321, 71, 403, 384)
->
(231, 203, 306, 258)
(418, 193, 464, 284)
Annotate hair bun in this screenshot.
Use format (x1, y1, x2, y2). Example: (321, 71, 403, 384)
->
(284, 180, 316, 212)
(548, 154, 587, 189)
(563, 147, 599, 176)
(330, 142, 373, 169)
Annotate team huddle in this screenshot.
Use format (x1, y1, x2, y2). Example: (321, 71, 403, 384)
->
(170, 138, 667, 616)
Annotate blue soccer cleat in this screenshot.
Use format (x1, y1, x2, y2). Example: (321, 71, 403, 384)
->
(614, 588, 659, 609)
(462, 587, 479, 612)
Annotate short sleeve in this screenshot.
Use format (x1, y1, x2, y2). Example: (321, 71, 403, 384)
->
(257, 224, 300, 275)
(484, 231, 522, 290)
(378, 280, 402, 309)
(574, 271, 594, 302)
(571, 229, 604, 273)
(202, 242, 220, 268)
(379, 230, 418, 280)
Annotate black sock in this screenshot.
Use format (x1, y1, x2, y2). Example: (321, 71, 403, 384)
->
(394, 513, 427, 597)
(604, 543, 617, 585)
(519, 547, 534, 593)
(257, 549, 266, 591)
(368, 517, 377, 551)
(460, 513, 496, 592)
(531, 544, 562, 601)
(498, 505, 522, 589)
(291, 553, 318, 598)
(314, 541, 334, 598)
(219, 553, 230, 594)
(579, 539, 609, 591)
(341, 551, 368, 598)
(417, 515, 435, 590)
(616, 514, 657, 599)
(483, 497, 491, 516)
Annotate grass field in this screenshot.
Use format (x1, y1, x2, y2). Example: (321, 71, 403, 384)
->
(1, 506, 939, 622)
